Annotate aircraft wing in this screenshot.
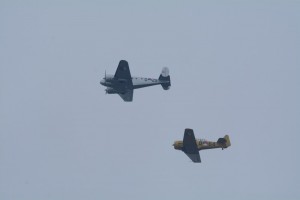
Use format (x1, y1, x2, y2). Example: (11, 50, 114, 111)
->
(185, 152, 201, 163)
(118, 90, 133, 102)
(114, 60, 132, 81)
(183, 129, 201, 163)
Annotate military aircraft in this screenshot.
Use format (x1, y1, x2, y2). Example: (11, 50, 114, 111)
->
(173, 129, 231, 163)
(100, 60, 171, 102)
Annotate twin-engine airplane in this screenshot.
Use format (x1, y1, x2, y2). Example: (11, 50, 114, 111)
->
(100, 60, 171, 102)
(173, 129, 231, 163)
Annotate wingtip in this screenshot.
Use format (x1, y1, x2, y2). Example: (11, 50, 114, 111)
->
(119, 60, 128, 64)
(184, 128, 194, 133)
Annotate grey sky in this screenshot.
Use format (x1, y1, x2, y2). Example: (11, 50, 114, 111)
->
(1, 1, 300, 199)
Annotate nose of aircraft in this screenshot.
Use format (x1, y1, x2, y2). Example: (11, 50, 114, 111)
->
(172, 142, 177, 149)
(100, 79, 105, 85)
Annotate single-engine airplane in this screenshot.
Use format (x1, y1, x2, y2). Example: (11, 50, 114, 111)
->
(173, 128, 231, 163)
(100, 60, 171, 102)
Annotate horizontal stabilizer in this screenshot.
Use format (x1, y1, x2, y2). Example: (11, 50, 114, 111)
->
(217, 138, 226, 145)
(217, 135, 231, 148)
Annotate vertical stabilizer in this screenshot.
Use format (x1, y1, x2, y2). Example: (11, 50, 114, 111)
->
(224, 135, 231, 147)
(159, 67, 171, 90)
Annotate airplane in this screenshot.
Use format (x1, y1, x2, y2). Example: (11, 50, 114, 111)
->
(173, 128, 231, 163)
(100, 60, 171, 102)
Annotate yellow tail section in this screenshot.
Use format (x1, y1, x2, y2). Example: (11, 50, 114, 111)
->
(224, 135, 231, 148)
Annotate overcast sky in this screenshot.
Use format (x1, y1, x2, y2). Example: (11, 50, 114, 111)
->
(1, 1, 300, 200)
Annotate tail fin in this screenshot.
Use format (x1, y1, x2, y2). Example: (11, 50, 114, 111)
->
(224, 135, 231, 148)
(159, 67, 171, 90)
(217, 135, 231, 148)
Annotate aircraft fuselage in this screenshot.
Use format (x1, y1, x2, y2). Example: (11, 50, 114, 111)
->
(100, 75, 165, 90)
(173, 139, 227, 151)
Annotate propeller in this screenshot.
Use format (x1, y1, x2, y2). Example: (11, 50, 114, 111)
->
(104, 70, 107, 94)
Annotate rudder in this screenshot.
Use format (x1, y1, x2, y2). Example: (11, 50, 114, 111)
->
(224, 135, 231, 147)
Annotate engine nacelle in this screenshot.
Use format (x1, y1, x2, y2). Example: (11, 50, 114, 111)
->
(105, 88, 117, 94)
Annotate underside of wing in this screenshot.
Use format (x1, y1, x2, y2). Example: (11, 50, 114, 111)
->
(114, 60, 132, 81)
(185, 152, 201, 163)
(183, 129, 201, 162)
(118, 90, 133, 102)
(183, 129, 198, 153)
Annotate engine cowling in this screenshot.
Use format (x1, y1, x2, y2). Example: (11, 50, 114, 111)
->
(105, 88, 117, 94)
